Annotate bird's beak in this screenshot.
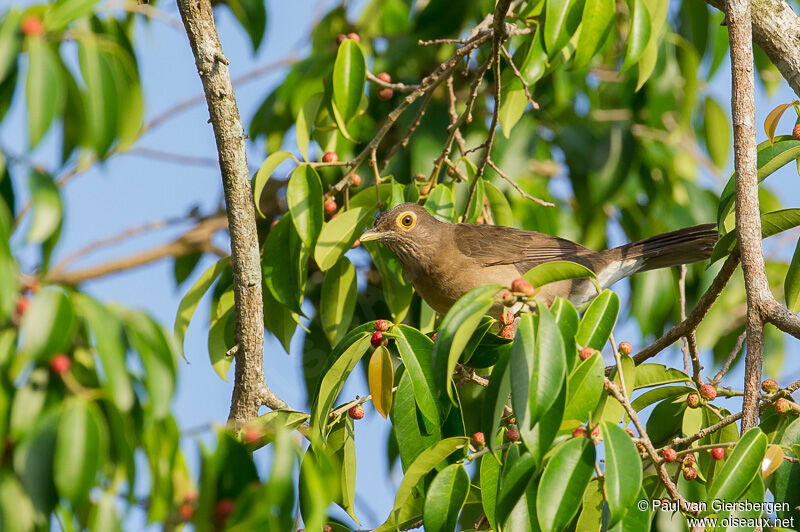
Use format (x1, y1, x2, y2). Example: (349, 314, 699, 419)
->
(360, 228, 390, 242)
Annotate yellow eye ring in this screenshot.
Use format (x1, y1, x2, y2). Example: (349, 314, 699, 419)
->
(397, 211, 417, 230)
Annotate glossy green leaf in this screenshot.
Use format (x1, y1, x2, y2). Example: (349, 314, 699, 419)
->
(480, 454, 501, 530)
(263, 214, 308, 314)
(563, 354, 604, 423)
(45, 0, 101, 29)
(496, 449, 536, 525)
(703, 96, 730, 169)
(0, 10, 22, 83)
(0, 471, 36, 532)
(524, 305, 566, 429)
(524, 383, 566, 466)
(0, 195, 15, 324)
(27, 171, 62, 244)
(253, 151, 293, 217)
(264, 289, 298, 354)
(481, 347, 511, 451)
(786, 240, 800, 313)
(601, 355, 636, 424)
(368, 344, 394, 418)
(633, 363, 692, 389)
(9, 369, 48, 439)
(315, 206, 375, 270)
(390, 371, 442, 471)
(20, 287, 75, 361)
(14, 411, 58, 518)
(54, 399, 107, 506)
(174, 256, 230, 358)
(424, 184, 456, 222)
(576, 289, 619, 351)
(124, 311, 178, 420)
(711, 208, 800, 263)
(544, 0, 583, 56)
(707, 427, 767, 504)
(573, 0, 614, 68)
(484, 181, 514, 227)
(523, 260, 597, 288)
(328, 417, 358, 521)
(601, 422, 642, 527)
(764, 101, 798, 145)
(630, 385, 694, 411)
(390, 437, 468, 525)
(88, 491, 121, 532)
(621, 0, 651, 72)
(333, 38, 366, 121)
(208, 303, 234, 380)
(393, 325, 439, 426)
(367, 242, 413, 322)
(635, 35, 659, 91)
(537, 437, 596, 532)
(320, 257, 357, 347)
(225, 0, 267, 52)
(77, 28, 119, 157)
(423, 464, 470, 532)
(551, 297, 579, 370)
(296, 92, 322, 161)
(432, 284, 503, 404)
(26, 36, 64, 148)
(499, 78, 529, 139)
(287, 165, 324, 247)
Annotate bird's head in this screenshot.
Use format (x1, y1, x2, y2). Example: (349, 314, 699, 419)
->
(360, 202, 442, 261)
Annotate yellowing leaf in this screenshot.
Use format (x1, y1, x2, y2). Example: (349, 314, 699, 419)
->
(764, 101, 798, 145)
(761, 444, 784, 479)
(368, 344, 394, 418)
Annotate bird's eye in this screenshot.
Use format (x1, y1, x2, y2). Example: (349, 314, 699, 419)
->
(398, 212, 416, 229)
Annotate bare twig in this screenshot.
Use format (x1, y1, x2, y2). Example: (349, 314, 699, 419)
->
(445, 77, 468, 157)
(712, 331, 747, 384)
(678, 264, 703, 384)
(487, 159, 555, 208)
(366, 71, 421, 92)
(499, 44, 539, 110)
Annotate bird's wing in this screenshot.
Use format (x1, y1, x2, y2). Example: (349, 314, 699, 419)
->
(454, 224, 598, 271)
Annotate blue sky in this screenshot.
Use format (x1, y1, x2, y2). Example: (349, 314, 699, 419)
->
(2, 0, 800, 529)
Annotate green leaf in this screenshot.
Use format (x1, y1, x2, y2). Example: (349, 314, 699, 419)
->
(393, 325, 440, 426)
(296, 93, 322, 161)
(523, 383, 566, 466)
(253, 151, 293, 218)
(224, 0, 267, 52)
(520, 305, 566, 429)
(573, 0, 614, 68)
(537, 437, 596, 531)
(481, 347, 511, 451)
(717, 137, 800, 225)
(630, 385, 694, 411)
(9, 369, 48, 439)
(263, 214, 308, 315)
(315, 206, 376, 270)
(523, 260, 597, 288)
(287, 165, 324, 247)
(124, 311, 178, 420)
(26, 171, 62, 244)
(88, 491, 121, 532)
(423, 464, 470, 532)
(328, 417, 358, 521)
(484, 181, 514, 227)
(601, 422, 642, 527)
(480, 454, 501, 530)
(703, 96, 730, 169)
(20, 287, 75, 361)
(208, 301, 234, 380)
(621, 0, 651, 72)
(764, 101, 798, 145)
(26, 36, 64, 148)
(551, 297, 579, 370)
(0, 471, 36, 532)
(174, 256, 230, 358)
(333, 38, 366, 121)
(45, 0, 101, 29)
(635, 35, 659, 91)
(310, 334, 372, 441)
(499, 78, 528, 139)
(602, 355, 637, 423)
(432, 284, 503, 404)
(633, 363, 691, 389)
(77, 28, 119, 157)
(320, 257, 357, 347)
(367, 243, 413, 322)
(0, 9, 22, 83)
(575, 289, 619, 351)
(54, 398, 107, 506)
(14, 411, 58, 518)
(389, 437, 468, 525)
(563, 354, 604, 423)
(264, 289, 298, 354)
(496, 449, 537, 525)
(707, 427, 767, 505)
(711, 208, 800, 263)
(368, 344, 394, 418)
(424, 184, 456, 222)
(544, 0, 583, 56)
(786, 239, 800, 313)
(390, 371, 442, 471)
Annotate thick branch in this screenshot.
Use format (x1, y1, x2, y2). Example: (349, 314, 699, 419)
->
(176, 0, 266, 427)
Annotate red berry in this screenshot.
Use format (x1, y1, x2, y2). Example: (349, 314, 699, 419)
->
(244, 427, 261, 445)
(590, 424, 600, 439)
(503, 416, 516, 426)
(579, 347, 596, 361)
(377, 88, 393, 101)
(323, 526, 334, 532)
(371, 331, 383, 348)
(683, 467, 697, 481)
(662, 448, 677, 463)
(414, 173, 426, 181)
(472, 432, 485, 446)
(15, 296, 29, 317)
(178, 502, 194, 521)
(775, 397, 791, 414)
(324, 199, 338, 216)
(501, 291, 516, 306)
(336, 34, 347, 45)
(699, 384, 717, 401)
(347, 32, 360, 43)
(20, 16, 44, 37)
(572, 426, 588, 438)
(793, 123, 800, 141)
(618, 341, 632, 355)
(476, 217, 485, 225)
(625, 428, 636, 438)
(350, 173, 362, 186)
(49, 354, 71, 375)
(687, 393, 700, 409)
(322, 152, 338, 163)
(762, 379, 779, 393)
(377, 72, 391, 83)
(374, 320, 391, 332)
(710, 447, 725, 460)
(501, 311, 514, 326)
(505, 428, 520, 442)
(431, 332, 438, 341)
(636, 442, 646, 455)
(348, 404, 364, 419)
(351, 239, 361, 248)
(420, 185, 431, 196)
(499, 325, 515, 339)
(510, 278, 535, 297)
(215, 499, 234, 525)
(683, 454, 695, 467)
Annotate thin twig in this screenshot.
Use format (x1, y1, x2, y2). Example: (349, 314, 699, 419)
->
(712, 331, 746, 384)
(486, 159, 555, 207)
(499, 44, 539, 110)
(366, 71, 421, 92)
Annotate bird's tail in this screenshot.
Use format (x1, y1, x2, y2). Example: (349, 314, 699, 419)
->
(599, 224, 718, 286)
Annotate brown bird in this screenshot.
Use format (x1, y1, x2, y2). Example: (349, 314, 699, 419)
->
(359, 203, 718, 314)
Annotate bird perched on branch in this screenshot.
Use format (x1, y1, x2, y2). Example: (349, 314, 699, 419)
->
(360, 203, 718, 314)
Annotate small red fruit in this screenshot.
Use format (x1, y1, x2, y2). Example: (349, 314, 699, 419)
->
(352, 239, 361, 248)
(350, 173, 362, 186)
(214, 499, 234, 525)
(505, 428, 520, 442)
(374, 319, 391, 332)
(683, 467, 697, 481)
(336, 34, 347, 45)
(762, 379, 779, 393)
(710, 447, 725, 460)
(572, 426, 588, 438)
(501, 311, 514, 326)
(510, 278, 535, 297)
(501, 291, 516, 306)
(579, 347, 596, 361)
(244, 427, 261, 445)
(371, 331, 383, 348)
(420, 185, 431, 196)
(322, 151, 338, 163)
(793, 123, 800, 141)
(414, 173, 426, 181)
(775, 397, 791, 414)
(503, 416, 515, 425)
(178, 502, 194, 521)
(476, 217, 485, 225)
(323, 526, 334, 532)
(49, 354, 71, 375)
(377, 72, 391, 83)
(683, 454, 695, 467)
(347, 32, 360, 42)
(324, 199, 338, 216)
(698, 384, 717, 401)
(618, 341, 632, 355)
(499, 325, 515, 339)
(431, 332, 438, 341)
(20, 16, 44, 37)
(377, 88, 393, 101)
(348, 404, 364, 419)
(590, 424, 600, 439)
(687, 393, 700, 409)
(15, 296, 29, 317)
(472, 432, 485, 446)
(625, 428, 636, 438)
(662, 448, 677, 463)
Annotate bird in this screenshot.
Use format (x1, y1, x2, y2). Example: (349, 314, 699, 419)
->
(359, 202, 718, 315)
